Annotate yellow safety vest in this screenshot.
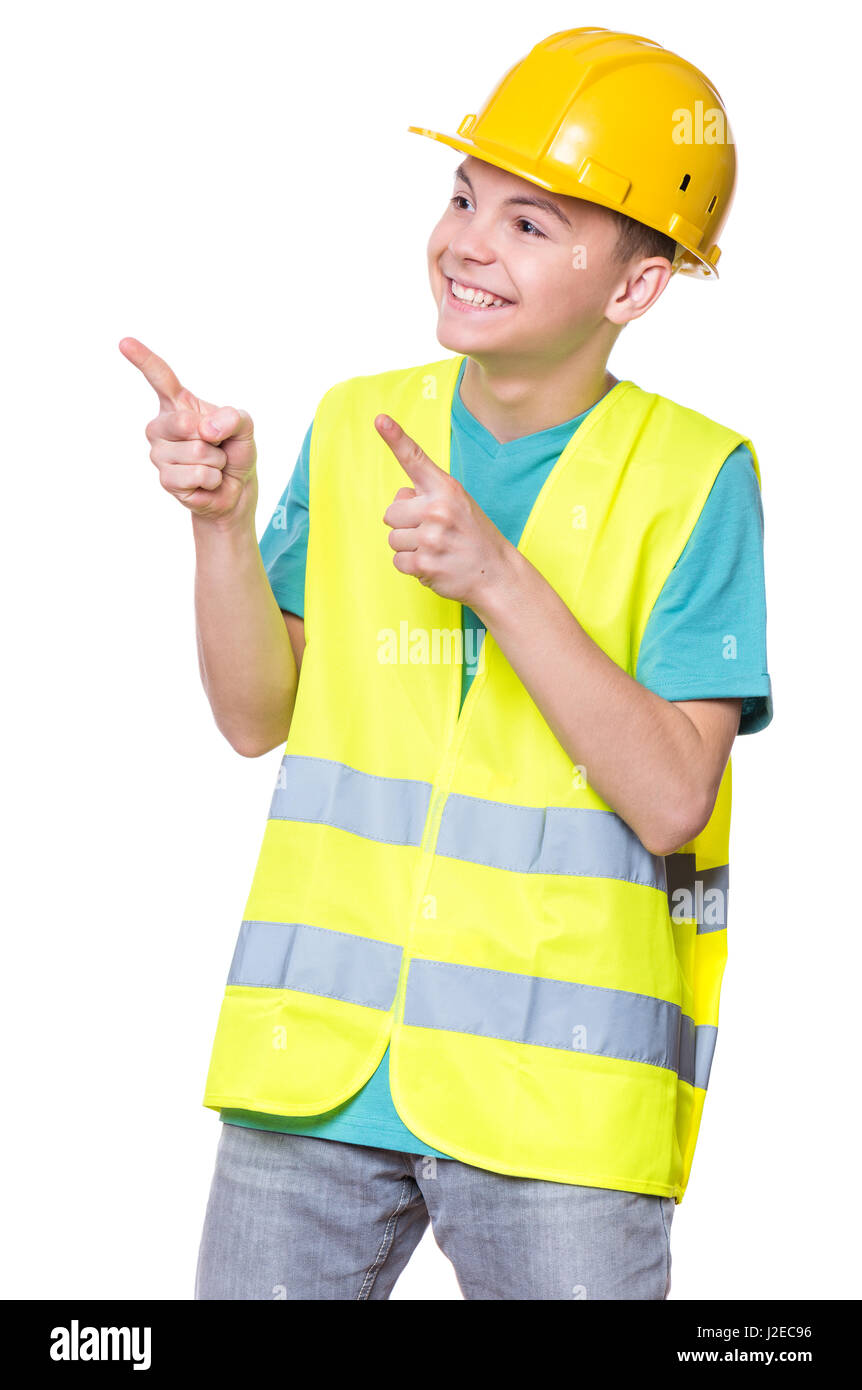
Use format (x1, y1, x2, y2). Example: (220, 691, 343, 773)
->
(203, 354, 759, 1203)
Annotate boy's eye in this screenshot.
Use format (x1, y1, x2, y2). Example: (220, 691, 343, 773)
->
(516, 217, 547, 239)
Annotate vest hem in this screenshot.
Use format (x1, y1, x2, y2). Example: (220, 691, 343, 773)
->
(201, 1031, 393, 1120)
(384, 1077, 683, 1198)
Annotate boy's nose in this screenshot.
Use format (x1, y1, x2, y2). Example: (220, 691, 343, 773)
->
(447, 227, 497, 263)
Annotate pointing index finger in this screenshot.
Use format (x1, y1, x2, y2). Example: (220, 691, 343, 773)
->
(375, 414, 443, 492)
(119, 336, 186, 411)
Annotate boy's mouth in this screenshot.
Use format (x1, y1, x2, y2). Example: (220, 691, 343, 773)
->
(445, 276, 514, 312)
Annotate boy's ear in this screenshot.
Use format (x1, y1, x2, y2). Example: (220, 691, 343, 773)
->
(605, 258, 674, 325)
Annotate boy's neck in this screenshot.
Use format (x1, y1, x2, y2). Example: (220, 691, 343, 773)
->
(459, 353, 618, 444)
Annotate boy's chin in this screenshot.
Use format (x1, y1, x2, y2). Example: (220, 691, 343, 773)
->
(435, 320, 513, 356)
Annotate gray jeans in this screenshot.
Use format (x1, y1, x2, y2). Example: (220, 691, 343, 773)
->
(195, 1121, 674, 1300)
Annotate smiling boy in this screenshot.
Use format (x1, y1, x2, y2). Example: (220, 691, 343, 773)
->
(124, 26, 771, 1300)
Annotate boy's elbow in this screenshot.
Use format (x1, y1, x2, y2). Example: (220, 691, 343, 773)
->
(221, 720, 291, 759)
(644, 829, 690, 859)
(230, 736, 272, 759)
(641, 791, 711, 859)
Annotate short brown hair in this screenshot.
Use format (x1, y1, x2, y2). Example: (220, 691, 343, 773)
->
(607, 209, 677, 267)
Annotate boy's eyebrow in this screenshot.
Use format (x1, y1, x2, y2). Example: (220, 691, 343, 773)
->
(454, 161, 573, 230)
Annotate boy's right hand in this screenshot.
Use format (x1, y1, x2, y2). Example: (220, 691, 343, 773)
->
(120, 336, 258, 525)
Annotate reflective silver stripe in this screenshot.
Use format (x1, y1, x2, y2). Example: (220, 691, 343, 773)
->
(402, 957, 687, 1074)
(227, 928, 719, 1087)
(679, 1012, 695, 1087)
(436, 793, 667, 889)
(268, 757, 665, 888)
(269, 755, 432, 847)
(227, 919, 403, 1012)
(693, 1024, 718, 1090)
(665, 853, 729, 933)
(676, 1018, 718, 1088)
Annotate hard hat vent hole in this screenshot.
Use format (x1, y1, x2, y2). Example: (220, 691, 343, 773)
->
(679, 173, 691, 192)
(707, 195, 717, 214)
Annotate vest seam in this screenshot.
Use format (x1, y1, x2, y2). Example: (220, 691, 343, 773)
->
(226, 983, 395, 1010)
(266, 812, 424, 848)
(441, 789, 636, 814)
(277, 753, 434, 790)
(238, 919, 403, 951)
(434, 853, 666, 887)
(400, 1021, 679, 1071)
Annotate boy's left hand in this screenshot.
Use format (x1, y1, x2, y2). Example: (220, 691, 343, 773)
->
(376, 413, 511, 608)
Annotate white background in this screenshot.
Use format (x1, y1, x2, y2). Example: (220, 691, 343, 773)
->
(2, 0, 858, 1300)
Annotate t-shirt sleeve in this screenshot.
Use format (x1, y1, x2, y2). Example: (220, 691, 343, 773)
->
(635, 443, 773, 735)
(257, 421, 313, 618)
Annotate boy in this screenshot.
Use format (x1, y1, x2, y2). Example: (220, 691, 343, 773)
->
(122, 26, 771, 1300)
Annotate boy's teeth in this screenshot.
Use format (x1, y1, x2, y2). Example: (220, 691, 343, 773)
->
(451, 279, 507, 308)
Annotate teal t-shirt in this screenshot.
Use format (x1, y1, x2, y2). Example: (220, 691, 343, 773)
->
(221, 359, 773, 1158)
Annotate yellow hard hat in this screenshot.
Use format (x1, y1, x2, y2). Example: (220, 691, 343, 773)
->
(408, 27, 736, 279)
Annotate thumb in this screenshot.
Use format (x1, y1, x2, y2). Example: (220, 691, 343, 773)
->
(375, 414, 445, 494)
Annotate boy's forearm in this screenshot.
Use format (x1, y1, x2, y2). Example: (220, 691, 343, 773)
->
(471, 547, 709, 856)
(192, 514, 298, 756)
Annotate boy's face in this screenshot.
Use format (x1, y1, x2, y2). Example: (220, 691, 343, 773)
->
(426, 155, 640, 364)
